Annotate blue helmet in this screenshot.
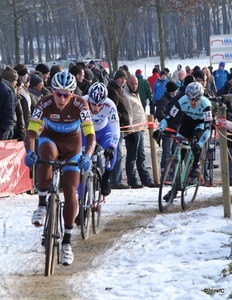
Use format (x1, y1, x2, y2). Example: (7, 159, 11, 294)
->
(51, 70, 76, 91)
(88, 82, 108, 105)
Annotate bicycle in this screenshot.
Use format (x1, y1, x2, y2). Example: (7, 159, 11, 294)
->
(32, 158, 78, 276)
(79, 145, 105, 240)
(158, 135, 200, 212)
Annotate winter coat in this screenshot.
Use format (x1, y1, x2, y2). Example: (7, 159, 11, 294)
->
(107, 79, 129, 128)
(0, 79, 15, 139)
(152, 78, 169, 104)
(147, 73, 159, 93)
(136, 74, 152, 107)
(213, 69, 228, 91)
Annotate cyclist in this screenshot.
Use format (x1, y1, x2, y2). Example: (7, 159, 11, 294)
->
(153, 81, 212, 178)
(78, 82, 120, 197)
(24, 70, 96, 266)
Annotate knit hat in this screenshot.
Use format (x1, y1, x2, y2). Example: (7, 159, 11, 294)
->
(14, 63, 28, 76)
(193, 70, 205, 81)
(1, 65, 18, 83)
(135, 69, 142, 75)
(166, 81, 178, 92)
(114, 69, 128, 80)
(89, 60, 95, 65)
(219, 62, 225, 68)
(84, 69, 94, 81)
(29, 74, 43, 88)
(35, 63, 50, 74)
(228, 73, 232, 81)
(184, 75, 195, 87)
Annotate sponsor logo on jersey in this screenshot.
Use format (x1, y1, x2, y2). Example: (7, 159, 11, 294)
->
(50, 114, 60, 121)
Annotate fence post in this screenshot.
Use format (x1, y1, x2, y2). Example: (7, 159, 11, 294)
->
(217, 105, 231, 218)
(147, 115, 160, 186)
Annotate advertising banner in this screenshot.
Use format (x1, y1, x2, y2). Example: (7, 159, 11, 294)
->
(0, 140, 32, 197)
(210, 35, 232, 65)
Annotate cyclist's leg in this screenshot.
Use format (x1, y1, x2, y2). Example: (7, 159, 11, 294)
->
(32, 137, 59, 226)
(97, 125, 117, 196)
(61, 152, 81, 265)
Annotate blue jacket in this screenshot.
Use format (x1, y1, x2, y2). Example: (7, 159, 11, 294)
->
(153, 78, 169, 104)
(213, 69, 228, 91)
(0, 79, 15, 139)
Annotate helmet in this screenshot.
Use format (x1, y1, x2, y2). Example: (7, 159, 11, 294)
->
(88, 82, 108, 105)
(185, 81, 204, 101)
(51, 70, 76, 91)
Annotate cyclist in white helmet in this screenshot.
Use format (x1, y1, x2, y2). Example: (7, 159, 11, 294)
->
(153, 81, 212, 177)
(78, 82, 120, 197)
(24, 70, 96, 266)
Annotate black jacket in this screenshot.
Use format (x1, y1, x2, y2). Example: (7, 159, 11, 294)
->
(107, 79, 129, 128)
(0, 78, 15, 139)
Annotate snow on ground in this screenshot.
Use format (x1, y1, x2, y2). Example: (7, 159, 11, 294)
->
(1, 186, 232, 299)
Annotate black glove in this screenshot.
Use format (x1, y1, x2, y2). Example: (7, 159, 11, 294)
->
(192, 144, 201, 155)
(152, 130, 162, 146)
(104, 147, 115, 160)
(126, 132, 136, 143)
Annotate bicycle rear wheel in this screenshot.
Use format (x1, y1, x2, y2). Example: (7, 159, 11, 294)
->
(181, 162, 200, 210)
(45, 193, 57, 276)
(80, 172, 92, 240)
(92, 168, 102, 234)
(158, 156, 178, 212)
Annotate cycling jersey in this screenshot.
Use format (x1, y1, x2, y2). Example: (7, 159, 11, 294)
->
(159, 95, 212, 148)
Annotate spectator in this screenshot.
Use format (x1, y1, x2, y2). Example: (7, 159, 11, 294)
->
(192, 65, 201, 73)
(119, 65, 130, 77)
(163, 68, 173, 82)
(185, 66, 192, 75)
(81, 69, 94, 95)
(16, 77, 30, 130)
(99, 65, 110, 86)
(147, 68, 159, 93)
(217, 73, 232, 97)
(107, 69, 130, 189)
(35, 63, 50, 87)
(46, 65, 64, 92)
(213, 62, 229, 91)
(69, 65, 85, 96)
(123, 74, 156, 188)
(0, 75, 15, 140)
(156, 81, 179, 175)
(202, 66, 217, 97)
(172, 64, 182, 82)
(89, 60, 104, 83)
(28, 74, 44, 102)
(154, 64, 161, 74)
(152, 70, 169, 118)
(135, 69, 152, 111)
(208, 66, 213, 75)
(1, 66, 25, 141)
(176, 71, 186, 92)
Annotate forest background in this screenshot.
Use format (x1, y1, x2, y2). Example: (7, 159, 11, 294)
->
(0, 0, 231, 76)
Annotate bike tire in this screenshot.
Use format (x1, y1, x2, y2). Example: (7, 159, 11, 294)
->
(45, 193, 57, 276)
(92, 168, 102, 234)
(181, 162, 200, 210)
(80, 172, 92, 240)
(158, 156, 178, 212)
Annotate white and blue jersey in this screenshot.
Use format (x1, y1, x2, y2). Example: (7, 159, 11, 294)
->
(159, 95, 212, 148)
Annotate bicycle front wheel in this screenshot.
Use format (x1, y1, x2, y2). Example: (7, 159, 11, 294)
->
(181, 162, 200, 210)
(80, 172, 92, 240)
(45, 193, 57, 276)
(158, 156, 178, 212)
(92, 168, 102, 234)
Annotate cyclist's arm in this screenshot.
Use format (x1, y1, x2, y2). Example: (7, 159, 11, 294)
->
(80, 107, 96, 157)
(198, 105, 212, 148)
(25, 107, 43, 152)
(108, 102, 120, 148)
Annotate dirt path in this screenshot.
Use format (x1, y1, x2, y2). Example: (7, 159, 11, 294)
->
(1, 195, 223, 300)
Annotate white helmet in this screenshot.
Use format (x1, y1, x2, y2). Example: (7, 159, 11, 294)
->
(185, 82, 204, 101)
(51, 70, 76, 91)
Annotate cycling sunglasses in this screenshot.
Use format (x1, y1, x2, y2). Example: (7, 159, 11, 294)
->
(189, 98, 200, 102)
(54, 91, 72, 98)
